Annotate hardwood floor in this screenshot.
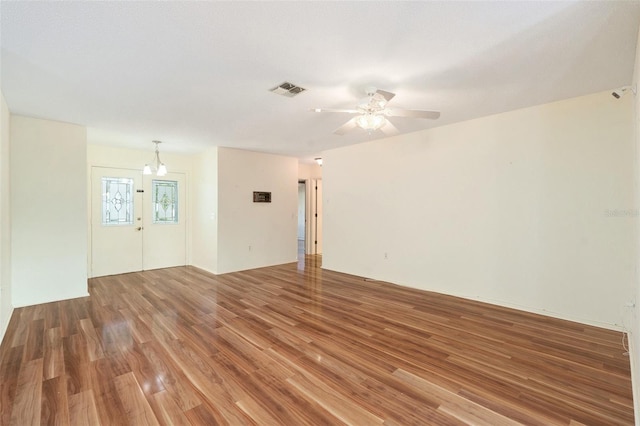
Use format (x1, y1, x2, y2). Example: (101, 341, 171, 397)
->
(0, 255, 634, 425)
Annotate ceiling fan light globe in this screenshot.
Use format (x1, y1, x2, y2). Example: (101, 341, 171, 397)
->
(356, 114, 385, 130)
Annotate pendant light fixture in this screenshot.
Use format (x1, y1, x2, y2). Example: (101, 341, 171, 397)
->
(143, 140, 167, 176)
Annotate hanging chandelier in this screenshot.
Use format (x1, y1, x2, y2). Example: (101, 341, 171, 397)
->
(143, 140, 167, 176)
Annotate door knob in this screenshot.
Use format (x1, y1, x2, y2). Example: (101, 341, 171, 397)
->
(136, 227, 143, 231)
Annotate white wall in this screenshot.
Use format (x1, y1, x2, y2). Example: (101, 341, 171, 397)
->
(324, 91, 635, 330)
(0, 92, 12, 342)
(192, 147, 218, 274)
(11, 116, 88, 306)
(217, 148, 298, 273)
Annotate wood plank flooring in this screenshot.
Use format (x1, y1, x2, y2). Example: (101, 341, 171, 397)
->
(0, 255, 634, 425)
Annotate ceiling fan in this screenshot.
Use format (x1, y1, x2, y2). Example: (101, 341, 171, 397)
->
(311, 87, 440, 136)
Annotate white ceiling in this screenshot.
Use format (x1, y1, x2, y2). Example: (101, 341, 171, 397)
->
(1, 1, 639, 161)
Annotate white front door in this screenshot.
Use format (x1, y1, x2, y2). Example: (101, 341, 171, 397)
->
(91, 167, 144, 276)
(91, 167, 187, 277)
(142, 172, 186, 271)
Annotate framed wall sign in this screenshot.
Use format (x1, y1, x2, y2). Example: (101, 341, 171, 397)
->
(253, 191, 271, 203)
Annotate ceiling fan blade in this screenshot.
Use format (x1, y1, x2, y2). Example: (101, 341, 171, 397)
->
(380, 119, 400, 136)
(310, 108, 359, 114)
(375, 89, 395, 102)
(386, 108, 440, 119)
(333, 117, 358, 135)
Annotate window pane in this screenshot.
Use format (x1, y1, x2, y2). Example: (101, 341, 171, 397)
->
(153, 180, 178, 224)
(102, 177, 134, 225)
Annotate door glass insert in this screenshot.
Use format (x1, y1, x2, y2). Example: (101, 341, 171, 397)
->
(152, 180, 178, 224)
(102, 177, 134, 225)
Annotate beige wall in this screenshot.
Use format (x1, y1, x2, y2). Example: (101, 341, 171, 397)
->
(192, 147, 219, 273)
(11, 116, 88, 306)
(87, 143, 195, 172)
(298, 162, 322, 181)
(217, 148, 298, 274)
(323, 90, 635, 330)
(630, 24, 640, 424)
(0, 92, 12, 341)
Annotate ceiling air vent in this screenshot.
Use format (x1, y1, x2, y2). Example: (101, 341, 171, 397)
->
(269, 81, 306, 97)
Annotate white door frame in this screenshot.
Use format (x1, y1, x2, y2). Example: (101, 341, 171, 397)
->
(298, 180, 307, 255)
(307, 178, 322, 255)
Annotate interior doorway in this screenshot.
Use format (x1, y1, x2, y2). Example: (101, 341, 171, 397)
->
(298, 178, 322, 256)
(312, 179, 323, 255)
(298, 178, 321, 256)
(298, 180, 306, 257)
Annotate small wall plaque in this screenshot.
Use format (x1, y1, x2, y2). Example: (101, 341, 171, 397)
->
(253, 191, 271, 203)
